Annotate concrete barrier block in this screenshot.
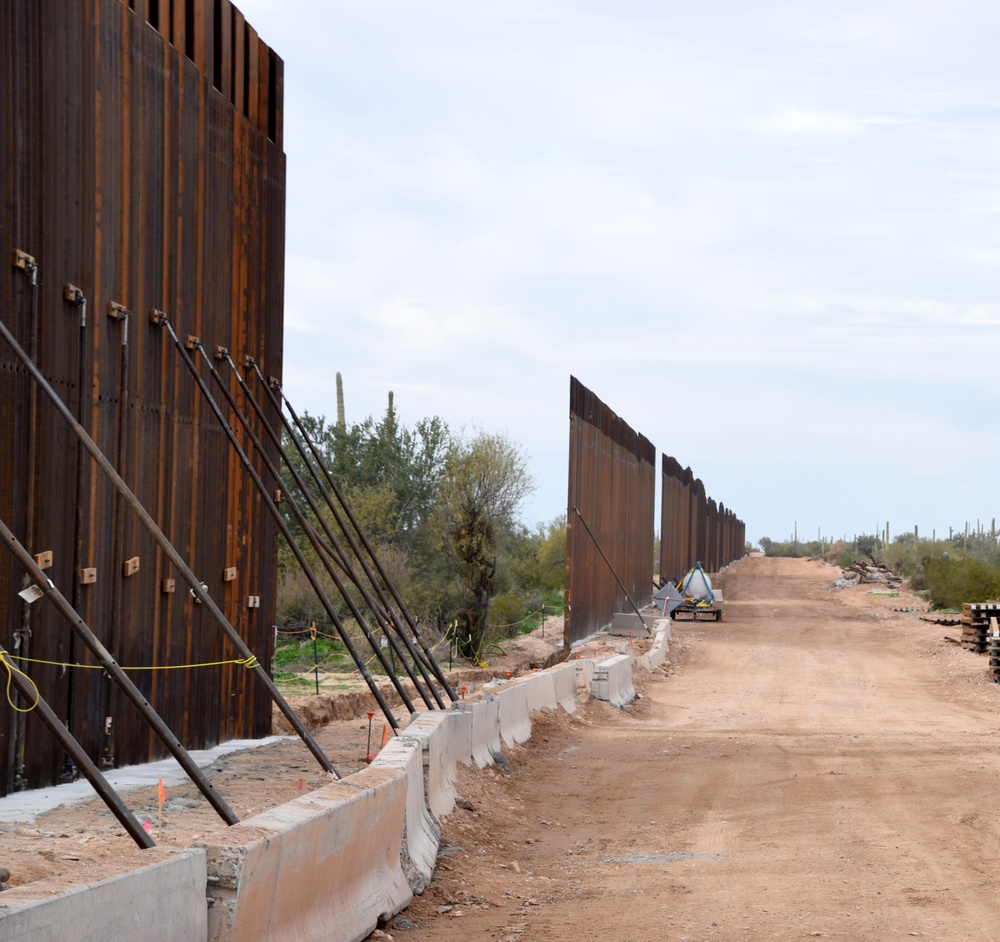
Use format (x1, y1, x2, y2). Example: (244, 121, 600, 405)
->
(0, 847, 206, 942)
(591, 653, 635, 708)
(406, 710, 470, 819)
(371, 735, 441, 893)
(609, 611, 652, 637)
(455, 696, 502, 768)
(518, 671, 558, 713)
(634, 618, 671, 671)
(575, 657, 595, 692)
(549, 662, 578, 714)
(497, 682, 531, 748)
(205, 766, 411, 942)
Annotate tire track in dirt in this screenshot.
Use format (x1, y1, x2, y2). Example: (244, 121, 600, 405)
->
(391, 556, 1000, 942)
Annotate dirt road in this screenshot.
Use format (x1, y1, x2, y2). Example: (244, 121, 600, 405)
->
(391, 555, 1000, 942)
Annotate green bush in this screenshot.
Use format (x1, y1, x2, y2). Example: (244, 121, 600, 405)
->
(273, 630, 347, 672)
(923, 557, 1000, 611)
(759, 537, 825, 558)
(487, 589, 528, 637)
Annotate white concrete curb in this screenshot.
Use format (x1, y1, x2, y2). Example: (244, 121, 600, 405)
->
(6, 645, 600, 942)
(405, 709, 470, 819)
(371, 735, 442, 893)
(0, 847, 207, 942)
(633, 618, 671, 671)
(496, 682, 532, 748)
(455, 695, 502, 768)
(519, 670, 558, 713)
(591, 653, 636, 708)
(550, 662, 579, 714)
(205, 766, 411, 942)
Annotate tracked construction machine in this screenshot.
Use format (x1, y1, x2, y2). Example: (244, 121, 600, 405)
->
(654, 561, 724, 622)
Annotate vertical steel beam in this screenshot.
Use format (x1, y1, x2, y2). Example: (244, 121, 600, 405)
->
(150, 317, 402, 732)
(0, 312, 341, 778)
(0, 515, 238, 824)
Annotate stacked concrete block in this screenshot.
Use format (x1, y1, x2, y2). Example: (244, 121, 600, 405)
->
(590, 653, 636, 708)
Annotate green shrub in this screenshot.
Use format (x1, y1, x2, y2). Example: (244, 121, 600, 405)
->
(487, 589, 529, 638)
(923, 557, 1000, 610)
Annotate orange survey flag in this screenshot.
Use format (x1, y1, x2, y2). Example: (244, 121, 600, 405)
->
(158, 778, 165, 804)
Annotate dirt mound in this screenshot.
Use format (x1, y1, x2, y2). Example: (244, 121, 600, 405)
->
(272, 619, 566, 733)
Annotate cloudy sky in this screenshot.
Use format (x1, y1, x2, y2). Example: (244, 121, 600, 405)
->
(236, 1, 1000, 546)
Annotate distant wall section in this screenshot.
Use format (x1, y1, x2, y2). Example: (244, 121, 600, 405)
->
(660, 455, 745, 586)
(565, 377, 656, 648)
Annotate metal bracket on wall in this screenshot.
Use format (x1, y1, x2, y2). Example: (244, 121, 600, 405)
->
(12, 249, 35, 271)
(65, 284, 87, 325)
(148, 308, 168, 326)
(161, 579, 176, 593)
(34, 550, 53, 570)
(223, 567, 237, 582)
(122, 556, 140, 577)
(185, 335, 201, 350)
(107, 301, 129, 320)
(214, 345, 229, 360)
(80, 567, 97, 585)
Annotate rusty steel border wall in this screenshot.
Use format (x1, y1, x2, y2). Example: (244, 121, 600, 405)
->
(1, 0, 285, 792)
(565, 377, 656, 648)
(659, 455, 745, 586)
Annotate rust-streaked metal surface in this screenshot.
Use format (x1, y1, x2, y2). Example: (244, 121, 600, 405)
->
(565, 377, 656, 648)
(1, 0, 285, 792)
(659, 455, 745, 586)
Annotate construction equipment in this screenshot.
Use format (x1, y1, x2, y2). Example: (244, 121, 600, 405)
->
(670, 562, 724, 622)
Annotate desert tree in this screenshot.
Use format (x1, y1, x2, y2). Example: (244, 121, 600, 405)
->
(442, 430, 534, 659)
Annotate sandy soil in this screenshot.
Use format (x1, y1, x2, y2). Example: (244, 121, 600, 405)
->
(376, 555, 1000, 942)
(6, 554, 1000, 942)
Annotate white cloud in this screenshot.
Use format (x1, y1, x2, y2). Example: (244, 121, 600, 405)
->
(750, 106, 869, 137)
(236, 0, 1000, 538)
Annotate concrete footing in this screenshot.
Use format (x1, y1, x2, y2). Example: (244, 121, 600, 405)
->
(205, 766, 411, 942)
(1, 633, 675, 941)
(371, 736, 441, 893)
(634, 619, 671, 671)
(608, 611, 652, 637)
(0, 848, 207, 942)
(497, 682, 532, 748)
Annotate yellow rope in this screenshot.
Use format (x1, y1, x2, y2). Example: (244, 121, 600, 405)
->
(488, 603, 552, 631)
(276, 627, 340, 642)
(1, 653, 40, 713)
(8, 654, 261, 671)
(286, 650, 343, 674)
